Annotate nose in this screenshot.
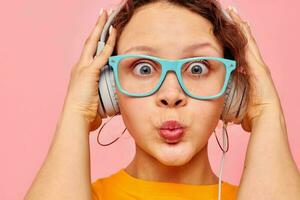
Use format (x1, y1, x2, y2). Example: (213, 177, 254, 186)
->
(155, 71, 187, 108)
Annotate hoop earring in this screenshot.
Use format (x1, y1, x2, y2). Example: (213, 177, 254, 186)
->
(213, 122, 229, 153)
(214, 122, 229, 200)
(97, 114, 127, 146)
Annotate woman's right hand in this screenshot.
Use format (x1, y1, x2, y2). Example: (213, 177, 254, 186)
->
(61, 9, 117, 132)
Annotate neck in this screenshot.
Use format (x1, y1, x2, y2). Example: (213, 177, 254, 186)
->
(125, 143, 219, 185)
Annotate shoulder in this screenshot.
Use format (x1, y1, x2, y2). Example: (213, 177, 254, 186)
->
(91, 178, 106, 200)
(91, 173, 118, 200)
(91, 179, 101, 200)
(222, 181, 239, 199)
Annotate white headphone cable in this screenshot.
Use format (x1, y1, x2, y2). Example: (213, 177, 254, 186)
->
(217, 123, 228, 200)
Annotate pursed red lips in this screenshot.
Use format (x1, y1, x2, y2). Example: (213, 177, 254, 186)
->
(159, 120, 185, 143)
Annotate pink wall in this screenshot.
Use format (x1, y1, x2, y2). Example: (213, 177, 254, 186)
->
(1, 0, 299, 199)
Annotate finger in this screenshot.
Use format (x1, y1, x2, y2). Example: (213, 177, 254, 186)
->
(226, 7, 254, 43)
(226, 6, 243, 23)
(226, 7, 270, 75)
(79, 9, 109, 65)
(90, 25, 117, 70)
(228, 8, 266, 55)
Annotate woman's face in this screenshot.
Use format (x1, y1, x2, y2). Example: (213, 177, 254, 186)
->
(115, 2, 225, 166)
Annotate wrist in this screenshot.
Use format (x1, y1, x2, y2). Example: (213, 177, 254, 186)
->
(56, 109, 90, 135)
(250, 105, 287, 134)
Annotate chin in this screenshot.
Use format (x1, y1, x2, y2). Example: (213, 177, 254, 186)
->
(153, 141, 196, 166)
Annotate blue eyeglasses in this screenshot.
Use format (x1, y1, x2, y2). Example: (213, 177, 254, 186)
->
(108, 54, 236, 100)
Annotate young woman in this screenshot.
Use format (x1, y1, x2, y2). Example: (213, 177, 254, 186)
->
(25, 0, 300, 200)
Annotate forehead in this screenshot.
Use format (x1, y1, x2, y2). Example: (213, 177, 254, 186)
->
(116, 2, 223, 58)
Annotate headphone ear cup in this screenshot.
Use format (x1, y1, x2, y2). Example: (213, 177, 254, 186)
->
(221, 73, 249, 124)
(98, 64, 120, 119)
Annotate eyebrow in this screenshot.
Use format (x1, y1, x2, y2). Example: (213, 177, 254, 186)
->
(122, 42, 220, 55)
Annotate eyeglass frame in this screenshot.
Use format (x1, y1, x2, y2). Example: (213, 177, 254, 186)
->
(108, 53, 236, 100)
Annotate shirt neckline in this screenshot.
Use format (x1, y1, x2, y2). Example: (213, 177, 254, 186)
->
(108, 168, 230, 197)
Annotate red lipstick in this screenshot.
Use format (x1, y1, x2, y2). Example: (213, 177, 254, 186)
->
(159, 120, 185, 143)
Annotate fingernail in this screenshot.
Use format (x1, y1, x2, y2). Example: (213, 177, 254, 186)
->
(109, 25, 113, 34)
(108, 8, 113, 15)
(232, 6, 238, 13)
(99, 8, 103, 16)
(223, 9, 233, 21)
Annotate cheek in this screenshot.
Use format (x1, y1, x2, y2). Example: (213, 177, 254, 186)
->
(118, 92, 151, 121)
(190, 97, 225, 135)
(117, 90, 152, 140)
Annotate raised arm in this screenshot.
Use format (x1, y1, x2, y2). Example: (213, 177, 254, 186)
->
(24, 110, 92, 200)
(224, 6, 300, 199)
(238, 97, 300, 199)
(24, 9, 117, 200)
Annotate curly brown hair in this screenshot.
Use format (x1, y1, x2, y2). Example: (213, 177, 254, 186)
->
(110, 0, 248, 77)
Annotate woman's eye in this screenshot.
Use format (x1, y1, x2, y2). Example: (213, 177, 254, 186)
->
(132, 61, 155, 76)
(186, 61, 209, 75)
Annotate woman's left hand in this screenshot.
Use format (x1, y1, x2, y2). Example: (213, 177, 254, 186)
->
(226, 6, 284, 132)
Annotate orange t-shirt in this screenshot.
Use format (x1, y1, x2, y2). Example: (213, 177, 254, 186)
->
(92, 168, 239, 200)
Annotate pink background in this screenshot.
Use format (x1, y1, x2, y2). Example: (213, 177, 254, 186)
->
(1, 0, 299, 199)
